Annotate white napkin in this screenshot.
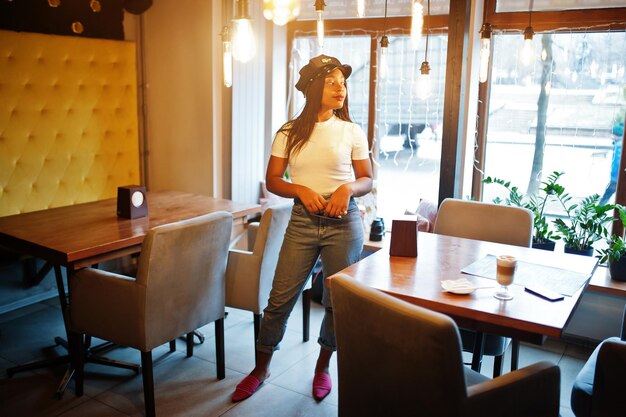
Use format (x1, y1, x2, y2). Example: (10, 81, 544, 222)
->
(441, 278, 475, 294)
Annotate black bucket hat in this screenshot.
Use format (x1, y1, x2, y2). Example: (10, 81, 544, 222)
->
(295, 55, 352, 96)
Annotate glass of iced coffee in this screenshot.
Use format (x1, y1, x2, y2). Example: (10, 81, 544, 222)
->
(494, 255, 517, 300)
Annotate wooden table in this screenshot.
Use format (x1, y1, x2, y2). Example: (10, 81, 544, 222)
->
(0, 190, 260, 270)
(0, 190, 261, 396)
(588, 265, 626, 297)
(333, 232, 598, 370)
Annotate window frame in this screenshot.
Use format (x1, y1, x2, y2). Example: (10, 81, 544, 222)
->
(286, 14, 449, 154)
(474, 0, 626, 234)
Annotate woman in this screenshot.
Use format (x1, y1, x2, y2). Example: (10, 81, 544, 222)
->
(232, 55, 373, 402)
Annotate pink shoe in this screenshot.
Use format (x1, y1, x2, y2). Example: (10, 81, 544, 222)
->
(312, 372, 332, 401)
(232, 375, 263, 402)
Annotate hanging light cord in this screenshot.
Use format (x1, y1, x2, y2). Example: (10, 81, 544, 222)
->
(380, 0, 389, 49)
(528, 0, 534, 28)
(383, 0, 388, 35)
(424, 0, 430, 62)
(384, 0, 388, 22)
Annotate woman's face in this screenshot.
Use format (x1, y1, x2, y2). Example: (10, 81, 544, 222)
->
(319, 68, 346, 111)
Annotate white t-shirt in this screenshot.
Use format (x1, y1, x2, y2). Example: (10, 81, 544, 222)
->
(271, 115, 369, 196)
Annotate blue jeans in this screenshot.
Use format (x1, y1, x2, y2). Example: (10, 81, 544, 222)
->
(256, 198, 363, 354)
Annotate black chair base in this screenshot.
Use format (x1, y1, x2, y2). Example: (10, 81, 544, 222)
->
(178, 330, 205, 344)
(6, 334, 140, 398)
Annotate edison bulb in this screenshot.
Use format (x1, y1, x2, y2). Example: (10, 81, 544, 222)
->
(479, 37, 491, 83)
(232, 19, 256, 63)
(380, 47, 389, 79)
(223, 41, 233, 88)
(316, 11, 324, 48)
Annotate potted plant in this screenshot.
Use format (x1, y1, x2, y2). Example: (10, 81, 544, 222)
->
(553, 193, 615, 256)
(483, 171, 565, 250)
(597, 205, 626, 281)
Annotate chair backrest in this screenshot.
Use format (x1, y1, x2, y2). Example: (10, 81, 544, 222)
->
(330, 274, 468, 417)
(225, 203, 291, 313)
(253, 203, 292, 261)
(434, 198, 533, 247)
(592, 339, 626, 416)
(136, 211, 233, 350)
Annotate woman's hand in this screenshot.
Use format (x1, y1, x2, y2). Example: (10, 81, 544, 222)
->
(297, 188, 327, 214)
(324, 184, 351, 218)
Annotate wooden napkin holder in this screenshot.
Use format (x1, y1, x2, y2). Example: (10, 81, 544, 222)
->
(389, 217, 418, 257)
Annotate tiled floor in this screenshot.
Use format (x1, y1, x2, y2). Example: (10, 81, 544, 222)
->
(0, 295, 594, 417)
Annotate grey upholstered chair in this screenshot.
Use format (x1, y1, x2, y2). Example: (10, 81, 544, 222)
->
(225, 203, 291, 344)
(434, 198, 534, 377)
(571, 305, 626, 417)
(69, 211, 233, 417)
(330, 273, 560, 417)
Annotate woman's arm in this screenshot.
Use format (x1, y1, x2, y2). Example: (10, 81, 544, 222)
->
(265, 155, 327, 214)
(324, 158, 373, 218)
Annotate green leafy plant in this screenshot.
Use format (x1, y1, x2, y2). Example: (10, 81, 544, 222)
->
(553, 194, 615, 251)
(597, 205, 626, 264)
(483, 171, 565, 245)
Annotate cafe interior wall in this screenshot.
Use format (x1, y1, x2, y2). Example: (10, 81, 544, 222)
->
(0, 3, 147, 313)
(0, 0, 246, 312)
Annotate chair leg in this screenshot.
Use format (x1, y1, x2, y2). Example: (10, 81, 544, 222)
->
(73, 332, 85, 397)
(186, 333, 194, 357)
(169, 340, 176, 352)
(253, 313, 261, 343)
(141, 351, 156, 417)
(302, 288, 311, 342)
(493, 354, 504, 378)
(215, 318, 225, 380)
(471, 331, 485, 372)
(192, 330, 205, 344)
(253, 313, 261, 366)
(511, 340, 520, 371)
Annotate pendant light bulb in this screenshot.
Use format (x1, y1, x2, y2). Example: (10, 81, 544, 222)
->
(380, 35, 389, 79)
(357, 0, 365, 17)
(221, 26, 233, 88)
(521, 26, 534, 66)
(315, 0, 325, 49)
(478, 23, 492, 83)
(416, 61, 432, 100)
(410, 0, 423, 50)
(232, 0, 256, 63)
(263, 0, 301, 26)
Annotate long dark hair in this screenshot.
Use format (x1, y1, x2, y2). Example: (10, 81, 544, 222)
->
(278, 75, 352, 159)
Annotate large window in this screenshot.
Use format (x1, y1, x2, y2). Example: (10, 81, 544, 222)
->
(481, 31, 626, 215)
(290, 30, 448, 226)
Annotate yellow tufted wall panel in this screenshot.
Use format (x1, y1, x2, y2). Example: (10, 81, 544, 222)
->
(0, 30, 140, 216)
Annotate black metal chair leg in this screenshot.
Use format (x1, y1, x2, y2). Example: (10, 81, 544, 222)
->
(302, 288, 311, 342)
(169, 340, 176, 352)
(74, 332, 84, 397)
(215, 318, 225, 380)
(471, 331, 485, 372)
(88, 341, 116, 355)
(55, 365, 75, 399)
(186, 333, 194, 357)
(88, 355, 141, 373)
(253, 313, 261, 365)
(178, 330, 205, 344)
(141, 351, 155, 417)
(493, 354, 504, 378)
(511, 340, 520, 371)
(253, 313, 261, 343)
(6, 355, 69, 377)
(192, 330, 205, 344)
